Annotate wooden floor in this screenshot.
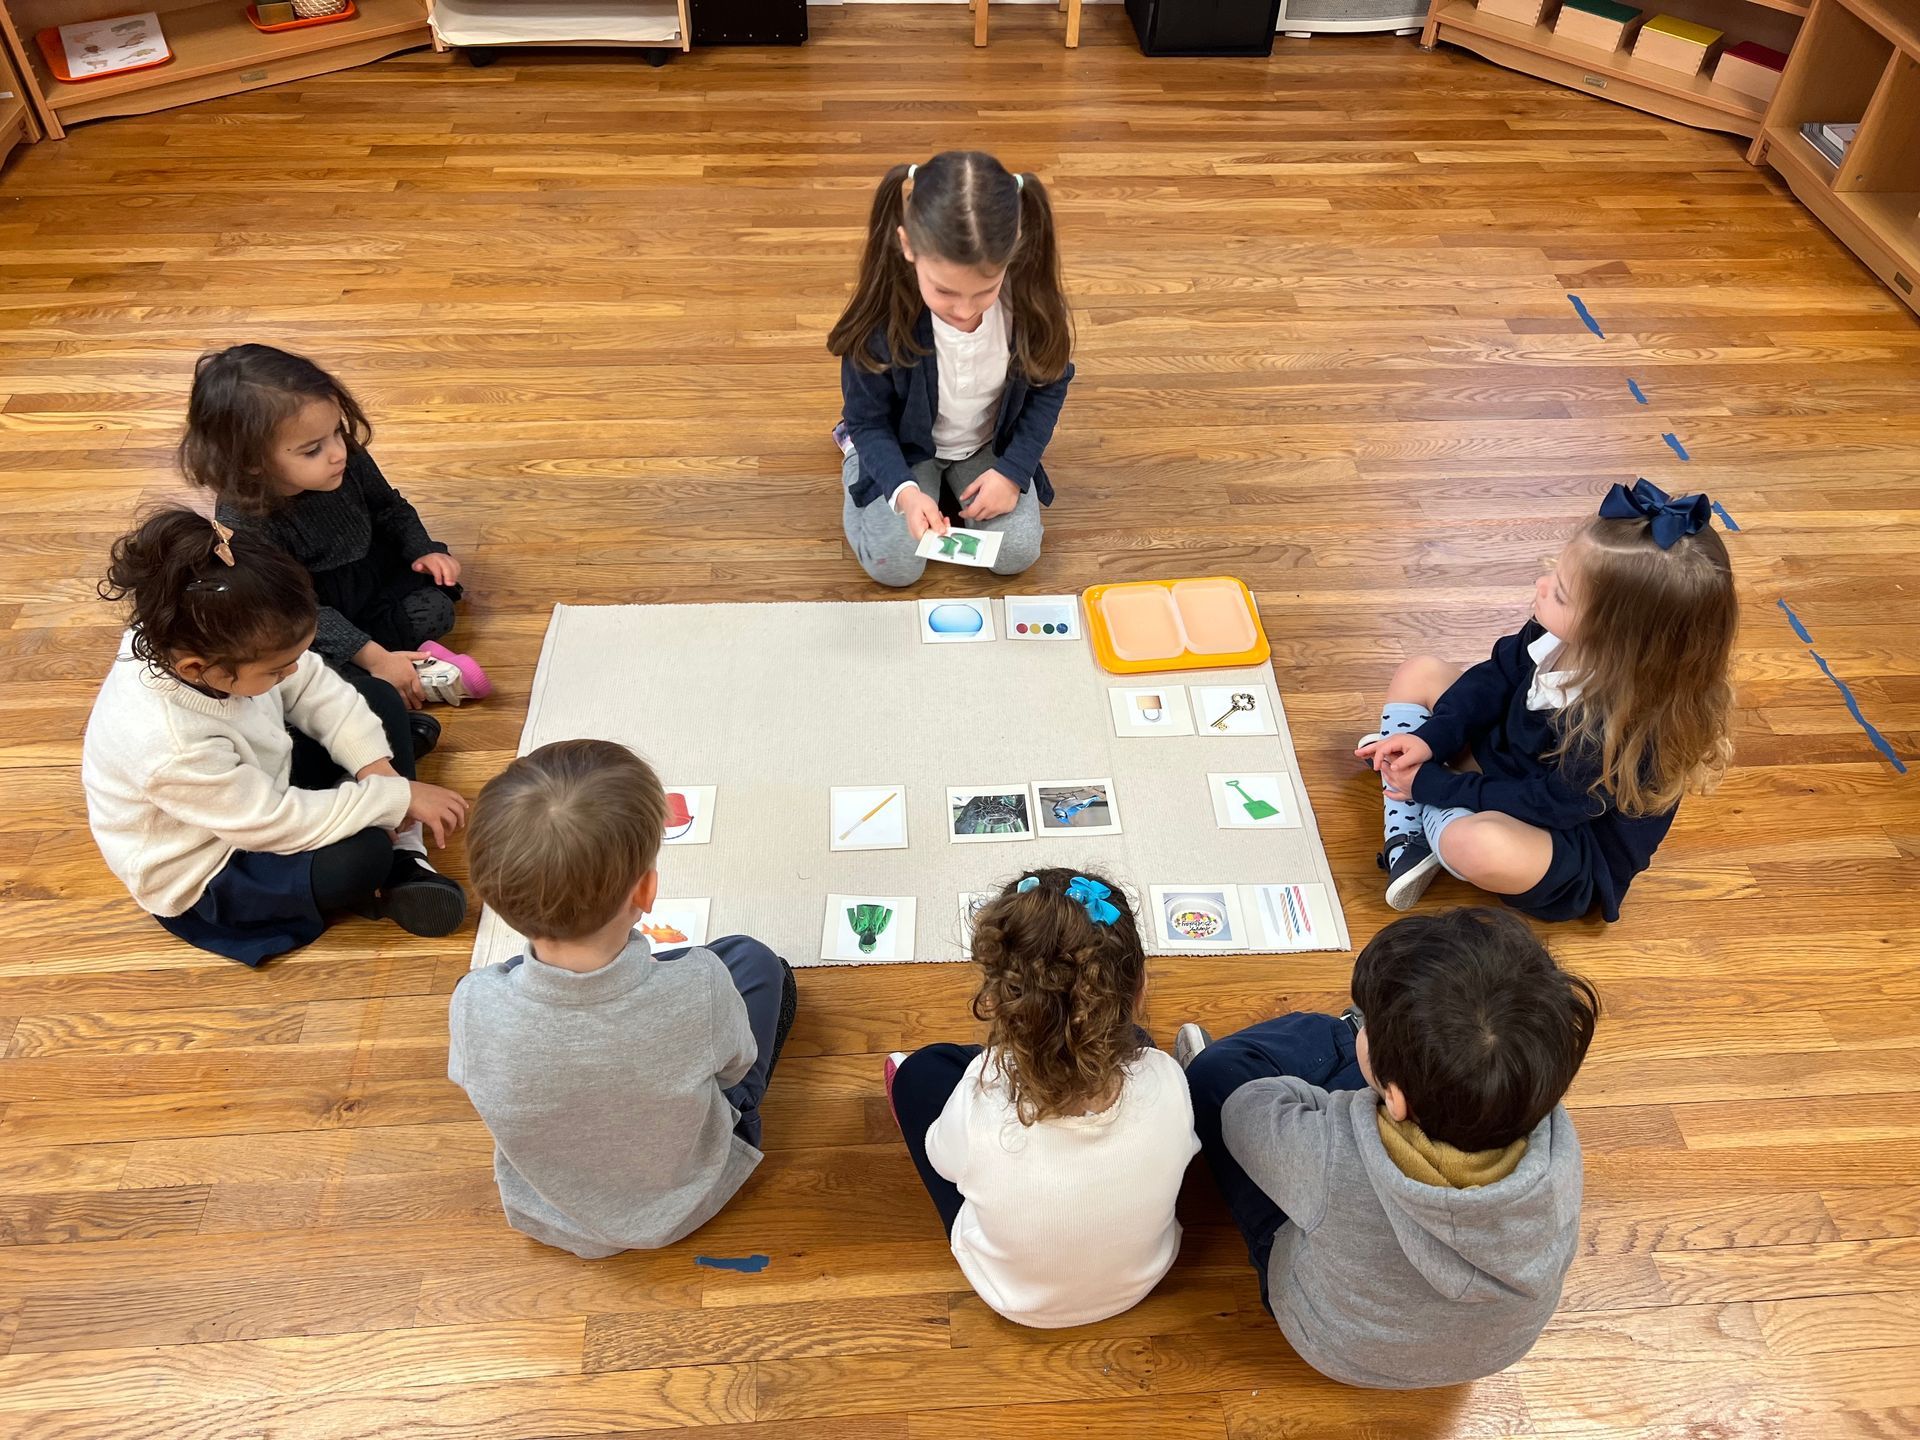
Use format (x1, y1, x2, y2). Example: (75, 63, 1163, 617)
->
(2, 9, 1918, 1435)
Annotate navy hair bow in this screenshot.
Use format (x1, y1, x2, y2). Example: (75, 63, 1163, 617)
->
(1598, 479, 1712, 550)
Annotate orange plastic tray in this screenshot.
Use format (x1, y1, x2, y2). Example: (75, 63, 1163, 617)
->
(1082, 576, 1270, 675)
(36, 25, 172, 83)
(247, 2, 358, 33)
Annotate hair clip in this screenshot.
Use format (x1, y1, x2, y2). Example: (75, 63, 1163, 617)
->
(1015, 173, 1025, 191)
(185, 579, 232, 595)
(209, 519, 236, 567)
(1598, 479, 1711, 550)
(1015, 875, 1040, 894)
(907, 163, 917, 181)
(1065, 875, 1120, 926)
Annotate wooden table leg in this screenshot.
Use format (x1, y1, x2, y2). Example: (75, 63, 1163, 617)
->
(974, 0, 989, 46)
(1065, 0, 1081, 46)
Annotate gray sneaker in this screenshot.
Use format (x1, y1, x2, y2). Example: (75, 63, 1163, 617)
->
(1174, 1023, 1213, 1070)
(1381, 835, 1443, 911)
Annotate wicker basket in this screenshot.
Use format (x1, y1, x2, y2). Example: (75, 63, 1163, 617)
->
(291, 0, 349, 16)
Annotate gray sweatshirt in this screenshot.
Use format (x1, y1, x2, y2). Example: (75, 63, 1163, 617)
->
(448, 936, 760, 1259)
(1223, 1079, 1582, 1389)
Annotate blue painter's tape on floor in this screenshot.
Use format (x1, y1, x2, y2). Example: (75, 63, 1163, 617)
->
(1661, 432, 1690, 460)
(1711, 500, 1741, 531)
(1776, 600, 1908, 773)
(1568, 295, 1605, 337)
(1627, 379, 1648, 404)
(696, 1254, 771, 1273)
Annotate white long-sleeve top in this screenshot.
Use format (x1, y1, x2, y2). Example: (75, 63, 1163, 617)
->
(925, 1046, 1200, 1329)
(83, 636, 411, 916)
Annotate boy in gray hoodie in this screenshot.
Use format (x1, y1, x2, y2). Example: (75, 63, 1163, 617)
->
(449, 739, 797, 1259)
(1177, 908, 1598, 1388)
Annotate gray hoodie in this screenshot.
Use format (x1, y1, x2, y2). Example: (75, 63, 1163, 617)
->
(1222, 1078, 1582, 1389)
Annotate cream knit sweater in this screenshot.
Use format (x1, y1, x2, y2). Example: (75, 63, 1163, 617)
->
(83, 638, 411, 917)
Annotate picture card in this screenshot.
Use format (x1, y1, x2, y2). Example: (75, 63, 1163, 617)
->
(830, 785, 908, 851)
(661, 785, 716, 845)
(1109, 685, 1194, 738)
(1148, 885, 1250, 953)
(638, 898, 711, 953)
(822, 894, 918, 963)
(1207, 772, 1299, 830)
(1247, 883, 1337, 952)
(1005, 594, 1083, 641)
(1194, 685, 1280, 737)
(919, 597, 996, 644)
(915, 526, 1004, 569)
(947, 785, 1035, 843)
(958, 891, 991, 959)
(1032, 778, 1123, 836)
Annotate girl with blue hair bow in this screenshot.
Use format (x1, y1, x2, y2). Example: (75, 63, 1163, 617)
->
(882, 867, 1198, 1328)
(1357, 481, 1738, 923)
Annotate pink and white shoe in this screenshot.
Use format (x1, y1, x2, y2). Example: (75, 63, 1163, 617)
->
(415, 642, 492, 706)
(883, 1051, 908, 1124)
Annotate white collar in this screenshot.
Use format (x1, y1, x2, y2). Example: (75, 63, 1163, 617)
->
(1526, 629, 1582, 712)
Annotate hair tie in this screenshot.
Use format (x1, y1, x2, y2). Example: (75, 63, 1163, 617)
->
(209, 519, 236, 567)
(1015, 876, 1039, 894)
(907, 163, 917, 181)
(1065, 875, 1119, 926)
(1598, 479, 1711, 550)
(1015, 172, 1025, 191)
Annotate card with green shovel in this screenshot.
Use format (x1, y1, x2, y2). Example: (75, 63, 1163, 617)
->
(1208, 773, 1297, 829)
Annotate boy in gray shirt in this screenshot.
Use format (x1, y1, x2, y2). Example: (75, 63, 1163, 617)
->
(449, 739, 797, 1259)
(1177, 908, 1598, 1388)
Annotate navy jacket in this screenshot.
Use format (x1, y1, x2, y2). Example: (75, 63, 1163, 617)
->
(840, 311, 1073, 509)
(1411, 619, 1676, 923)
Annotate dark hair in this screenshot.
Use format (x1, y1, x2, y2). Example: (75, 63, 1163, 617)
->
(178, 344, 372, 514)
(468, 740, 669, 942)
(100, 508, 317, 677)
(827, 152, 1073, 385)
(1351, 908, 1599, 1152)
(968, 867, 1146, 1125)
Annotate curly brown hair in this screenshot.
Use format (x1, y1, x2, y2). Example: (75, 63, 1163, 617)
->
(968, 867, 1147, 1125)
(178, 344, 373, 516)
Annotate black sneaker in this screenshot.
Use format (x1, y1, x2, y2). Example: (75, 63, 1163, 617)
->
(408, 710, 442, 761)
(1379, 835, 1442, 912)
(378, 852, 467, 936)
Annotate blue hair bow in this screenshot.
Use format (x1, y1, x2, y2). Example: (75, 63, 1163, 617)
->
(1065, 875, 1120, 927)
(1598, 479, 1712, 550)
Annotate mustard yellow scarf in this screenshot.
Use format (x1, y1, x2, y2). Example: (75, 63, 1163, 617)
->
(1377, 1111, 1526, 1189)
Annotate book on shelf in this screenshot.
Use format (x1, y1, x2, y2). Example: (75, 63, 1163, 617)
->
(1799, 121, 1855, 167)
(1476, 0, 1559, 27)
(1632, 13, 1723, 75)
(1712, 40, 1787, 102)
(1553, 0, 1643, 53)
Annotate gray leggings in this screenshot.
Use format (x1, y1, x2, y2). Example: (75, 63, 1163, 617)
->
(840, 446, 1044, 588)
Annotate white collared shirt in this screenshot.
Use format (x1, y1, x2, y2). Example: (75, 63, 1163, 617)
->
(1526, 629, 1583, 712)
(931, 302, 1011, 460)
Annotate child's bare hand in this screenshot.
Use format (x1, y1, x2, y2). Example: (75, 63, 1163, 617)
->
(406, 781, 468, 847)
(957, 469, 1020, 522)
(899, 488, 948, 541)
(1358, 734, 1432, 773)
(362, 646, 427, 709)
(413, 552, 462, 587)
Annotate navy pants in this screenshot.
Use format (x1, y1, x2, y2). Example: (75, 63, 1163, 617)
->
(654, 934, 796, 1148)
(156, 665, 418, 966)
(1185, 1013, 1365, 1308)
(312, 536, 461, 656)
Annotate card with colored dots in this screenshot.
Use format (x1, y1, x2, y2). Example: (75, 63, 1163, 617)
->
(1004, 595, 1083, 641)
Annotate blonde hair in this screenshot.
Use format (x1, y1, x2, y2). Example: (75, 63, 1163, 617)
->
(967, 868, 1146, 1125)
(468, 740, 667, 941)
(826, 152, 1074, 385)
(1553, 516, 1736, 816)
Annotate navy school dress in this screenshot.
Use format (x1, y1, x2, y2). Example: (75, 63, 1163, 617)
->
(1408, 619, 1677, 922)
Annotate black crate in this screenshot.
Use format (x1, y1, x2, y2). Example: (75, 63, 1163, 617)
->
(690, 0, 807, 44)
(1125, 0, 1283, 54)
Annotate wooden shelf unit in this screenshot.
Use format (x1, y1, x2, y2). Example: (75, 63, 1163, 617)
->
(1423, 0, 1807, 138)
(1753, 0, 1920, 316)
(0, 6, 41, 167)
(0, 0, 431, 137)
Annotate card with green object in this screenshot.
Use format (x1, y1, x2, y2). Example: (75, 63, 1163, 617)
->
(1208, 772, 1299, 829)
(822, 894, 918, 962)
(915, 526, 1004, 568)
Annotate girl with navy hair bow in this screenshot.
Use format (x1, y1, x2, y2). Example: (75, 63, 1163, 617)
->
(883, 867, 1199, 1329)
(1356, 481, 1737, 922)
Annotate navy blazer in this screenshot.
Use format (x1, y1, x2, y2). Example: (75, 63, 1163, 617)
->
(1411, 619, 1677, 923)
(840, 310, 1073, 509)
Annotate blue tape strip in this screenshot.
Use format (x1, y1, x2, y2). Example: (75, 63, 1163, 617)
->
(695, 1254, 771, 1273)
(1568, 295, 1605, 337)
(1661, 432, 1690, 460)
(1710, 500, 1741, 531)
(1627, 379, 1648, 404)
(1775, 600, 1907, 773)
